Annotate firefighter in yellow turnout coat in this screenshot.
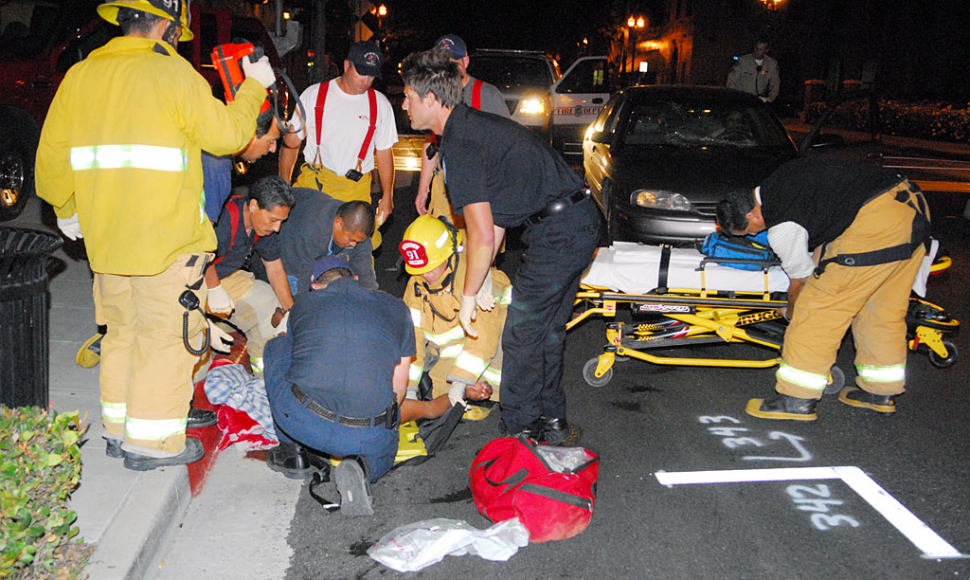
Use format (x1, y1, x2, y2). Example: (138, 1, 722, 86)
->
(35, 0, 274, 470)
(399, 216, 510, 412)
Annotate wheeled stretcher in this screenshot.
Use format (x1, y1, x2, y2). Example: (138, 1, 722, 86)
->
(568, 243, 958, 388)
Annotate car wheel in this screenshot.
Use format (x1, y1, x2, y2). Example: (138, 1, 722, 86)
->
(0, 111, 38, 222)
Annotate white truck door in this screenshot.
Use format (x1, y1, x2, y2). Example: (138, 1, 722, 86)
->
(550, 56, 611, 156)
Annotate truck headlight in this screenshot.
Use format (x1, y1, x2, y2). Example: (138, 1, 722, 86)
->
(631, 190, 692, 211)
(518, 94, 547, 116)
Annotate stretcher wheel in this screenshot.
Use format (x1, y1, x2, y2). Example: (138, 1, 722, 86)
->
(583, 358, 614, 388)
(823, 365, 845, 396)
(928, 341, 957, 368)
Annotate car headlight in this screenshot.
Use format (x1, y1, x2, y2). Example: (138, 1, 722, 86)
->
(518, 95, 547, 116)
(631, 190, 692, 211)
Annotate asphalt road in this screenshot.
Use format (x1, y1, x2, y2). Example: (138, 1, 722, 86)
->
(278, 179, 970, 579)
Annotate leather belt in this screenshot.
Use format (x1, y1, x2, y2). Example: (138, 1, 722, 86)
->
(525, 189, 587, 226)
(291, 385, 389, 428)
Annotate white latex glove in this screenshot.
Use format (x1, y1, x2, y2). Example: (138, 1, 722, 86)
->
(447, 383, 469, 409)
(459, 294, 479, 338)
(56, 214, 82, 240)
(207, 320, 234, 353)
(241, 55, 276, 89)
(273, 311, 290, 337)
(207, 284, 234, 315)
(475, 269, 495, 311)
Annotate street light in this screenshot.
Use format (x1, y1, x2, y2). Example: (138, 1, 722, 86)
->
(627, 14, 646, 74)
(759, 0, 785, 9)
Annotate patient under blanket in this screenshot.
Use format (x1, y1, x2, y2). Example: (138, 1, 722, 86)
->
(581, 242, 789, 294)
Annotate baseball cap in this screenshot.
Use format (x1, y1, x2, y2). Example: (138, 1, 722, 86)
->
(347, 41, 383, 79)
(435, 34, 468, 59)
(310, 255, 354, 284)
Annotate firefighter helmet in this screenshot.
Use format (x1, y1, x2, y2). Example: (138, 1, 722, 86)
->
(98, 0, 182, 27)
(399, 215, 463, 275)
(178, 9, 193, 41)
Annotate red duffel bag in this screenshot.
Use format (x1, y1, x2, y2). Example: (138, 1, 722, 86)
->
(469, 435, 599, 542)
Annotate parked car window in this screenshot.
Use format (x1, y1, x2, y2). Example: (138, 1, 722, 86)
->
(618, 100, 790, 148)
(56, 21, 119, 74)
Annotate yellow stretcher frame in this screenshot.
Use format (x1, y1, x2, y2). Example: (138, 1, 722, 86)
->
(569, 268, 959, 388)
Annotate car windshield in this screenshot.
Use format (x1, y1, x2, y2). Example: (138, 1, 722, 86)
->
(619, 99, 791, 149)
(470, 56, 555, 92)
(0, 0, 100, 59)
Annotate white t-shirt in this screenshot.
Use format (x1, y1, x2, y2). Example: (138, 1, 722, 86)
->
(289, 79, 398, 175)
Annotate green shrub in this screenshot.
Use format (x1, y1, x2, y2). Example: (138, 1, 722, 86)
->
(805, 98, 970, 144)
(0, 407, 88, 579)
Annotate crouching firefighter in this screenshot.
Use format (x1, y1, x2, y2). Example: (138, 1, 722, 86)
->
(398, 215, 511, 419)
(716, 157, 931, 421)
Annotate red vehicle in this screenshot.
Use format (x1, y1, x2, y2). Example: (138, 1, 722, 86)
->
(0, 0, 282, 221)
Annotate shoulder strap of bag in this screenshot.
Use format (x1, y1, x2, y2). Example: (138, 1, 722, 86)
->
(471, 79, 483, 110)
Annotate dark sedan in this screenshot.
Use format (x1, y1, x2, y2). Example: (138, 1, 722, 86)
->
(583, 86, 797, 244)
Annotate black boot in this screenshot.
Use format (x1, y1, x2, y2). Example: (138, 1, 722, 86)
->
(838, 387, 896, 415)
(267, 442, 315, 479)
(541, 417, 583, 446)
(501, 418, 542, 441)
(187, 405, 217, 428)
(746, 393, 818, 421)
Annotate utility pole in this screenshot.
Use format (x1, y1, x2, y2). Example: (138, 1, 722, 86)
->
(310, 0, 327, 84)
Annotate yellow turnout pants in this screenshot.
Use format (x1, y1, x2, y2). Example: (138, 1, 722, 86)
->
(95, 253, 210, 455)
(776, 183, 928, 400)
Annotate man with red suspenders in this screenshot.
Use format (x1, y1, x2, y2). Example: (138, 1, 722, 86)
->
(415, 34, 510, 224)
(279, 41, 398, 233)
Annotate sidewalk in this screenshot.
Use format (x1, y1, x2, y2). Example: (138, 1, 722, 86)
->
(8, 197, 195, 580)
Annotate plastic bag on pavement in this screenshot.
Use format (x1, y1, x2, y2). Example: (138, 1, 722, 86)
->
(367, 517, 530, 572)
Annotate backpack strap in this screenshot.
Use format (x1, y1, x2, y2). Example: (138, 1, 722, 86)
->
(213, 196, 258, 266)
(471, 79, 483, 110)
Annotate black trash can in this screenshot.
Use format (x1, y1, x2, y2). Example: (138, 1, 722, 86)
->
(0, 227, 62, 408)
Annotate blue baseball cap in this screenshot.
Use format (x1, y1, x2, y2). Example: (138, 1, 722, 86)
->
(310, 255, 354, 284)
(435, 34, 468, 59)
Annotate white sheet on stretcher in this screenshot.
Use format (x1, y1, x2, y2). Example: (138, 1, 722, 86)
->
(581, 242, 789, 294)
(581, 240, 938, 297)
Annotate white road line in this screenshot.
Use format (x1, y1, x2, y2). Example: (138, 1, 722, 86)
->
(654, 466, 966, 559)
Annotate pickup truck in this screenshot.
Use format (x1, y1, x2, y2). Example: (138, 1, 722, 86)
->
(0, 0, 282, 221)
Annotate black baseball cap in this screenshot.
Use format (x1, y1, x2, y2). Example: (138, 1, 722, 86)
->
(347, 41, 383, 79)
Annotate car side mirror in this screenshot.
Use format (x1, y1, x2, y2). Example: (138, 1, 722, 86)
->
(589, 130, 610, 144)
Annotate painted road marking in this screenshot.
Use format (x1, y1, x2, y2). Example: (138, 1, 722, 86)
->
(655, 466, 965, 559)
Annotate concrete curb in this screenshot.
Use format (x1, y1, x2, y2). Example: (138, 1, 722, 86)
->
(83, 467, 191, 580)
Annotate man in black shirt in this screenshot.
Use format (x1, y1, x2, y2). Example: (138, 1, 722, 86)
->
(717, 158, 930, 420)
(400, 49, 603, 445)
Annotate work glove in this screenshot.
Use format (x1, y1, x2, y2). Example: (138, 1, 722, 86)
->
(207, 284, 234, 315)
(242, 55, 276, 89)
(56, 214, 82, 240)
(207, 320, 234, 354)
(459, 294, 478, 338)
(475, 270, 495, 311)
(447, 382, 469, 410)
(273, 310, 290, 337)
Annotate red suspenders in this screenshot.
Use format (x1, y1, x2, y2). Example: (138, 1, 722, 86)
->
(312, 80, 378, 169)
